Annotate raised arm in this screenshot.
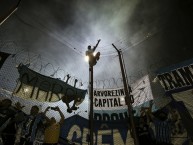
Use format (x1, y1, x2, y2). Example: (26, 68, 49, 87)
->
(147, 100, 155, 121)
(43, 106, 50, 115)
(93, 39, 101, 52)
(147, 100, 154, 113)
(55, 106, 65, 125)
(43, 107, 50, 122)
(14, 102, 25, 111)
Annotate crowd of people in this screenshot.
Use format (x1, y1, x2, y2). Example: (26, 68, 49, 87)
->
(136, 100, 184, 145)
(0, 98, 65, 145)
(0, 97, 186, 145)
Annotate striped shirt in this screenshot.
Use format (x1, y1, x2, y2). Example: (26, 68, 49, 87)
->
(154, 120, 171, 144)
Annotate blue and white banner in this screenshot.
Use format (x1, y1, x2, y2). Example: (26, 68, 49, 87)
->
(131, 75, 153, 107)
(93, 75, 153, 121)
(93, 88, 126, 110)
(93, 88, 128, 121)
(60, 115, 133, 145)
(156, 58, 193, 93)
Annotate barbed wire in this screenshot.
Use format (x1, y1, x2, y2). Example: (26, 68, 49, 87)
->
(0, 40, 168, 90)
(0, 41, 168, 115)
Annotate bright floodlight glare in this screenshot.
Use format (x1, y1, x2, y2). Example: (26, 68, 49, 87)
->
(85, 55, 89, 62)
(24, 88, 29, 92)
(93, 51, 97, 56)
(93, 52, 97, 56)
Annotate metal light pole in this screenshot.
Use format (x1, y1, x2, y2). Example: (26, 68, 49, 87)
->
(89, 64, 94, 145)
(86, 40, 101, 145)
(112, 44, 139, 145)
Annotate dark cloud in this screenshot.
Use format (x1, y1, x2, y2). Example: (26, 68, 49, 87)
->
(0, 0, 193, 83)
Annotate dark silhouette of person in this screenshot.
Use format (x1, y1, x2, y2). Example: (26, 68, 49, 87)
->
(0, 99, 25, 145)
(19, 105, 46, 145)
(86, 39, 101, 66)
(43, 106, 65, 145)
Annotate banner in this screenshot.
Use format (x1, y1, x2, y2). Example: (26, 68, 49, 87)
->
(13, 64, 87, 105)
(0, 51, 10, 70)
(93, 75, 153, 121)
(172, 92, 193, 140)
(93, 88, 128, 121)
(59, 115, 134, 145)
(156, 59, 193, 92)
(172, 101, 193, 141)
(131, 75, 153, 107)
(155, 59, 193, 140)
(94, 88, 127, 110)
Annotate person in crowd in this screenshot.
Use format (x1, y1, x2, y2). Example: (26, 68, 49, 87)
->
(141, 100, 156, 144)
(167, 106, 183, 135)
(18, 105, 48, 145)
(0, 99, 25, 145)
(13, 102, 26, 145)
(85, 39, 101, 66)
(147, 103, 173, 145)
(43, 106, 65, 145)
(137, 100, 155, 145)
(0, 99, 16, 145)
(136, 116, 153, 145)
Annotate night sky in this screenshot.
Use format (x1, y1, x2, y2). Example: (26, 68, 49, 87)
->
(0, 0, 193, 85)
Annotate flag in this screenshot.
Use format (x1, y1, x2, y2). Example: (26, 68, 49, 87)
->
(0, 51, 10, 69)
(13, 64, 87, 105)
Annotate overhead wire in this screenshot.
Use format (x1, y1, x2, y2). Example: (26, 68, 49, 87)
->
(11, 12, 173, 91)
